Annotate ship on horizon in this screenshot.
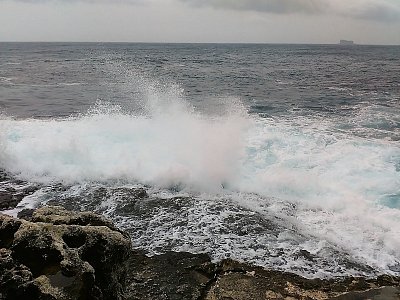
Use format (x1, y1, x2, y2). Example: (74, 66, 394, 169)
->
(339, 40, 355, 45)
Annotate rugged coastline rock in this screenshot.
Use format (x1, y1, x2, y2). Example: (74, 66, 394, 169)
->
(0, 206, 131, 300)
(0, 185, 38, 211)
(125, 252, 400, 300)
(0, 171, 39, 211)
(1, 206, 399, 300)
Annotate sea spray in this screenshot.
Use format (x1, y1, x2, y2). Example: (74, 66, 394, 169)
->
(1, 96, 399, 277)
(0, 98, 249, 191)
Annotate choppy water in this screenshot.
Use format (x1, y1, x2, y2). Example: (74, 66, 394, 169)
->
(1, 43, 399, 278)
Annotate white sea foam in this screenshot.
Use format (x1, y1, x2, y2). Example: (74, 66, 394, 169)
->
(0, 77, 14, 84)
(235, 117, 400, 275)
(0, 78, 399, 277)
(0, 100, 248, 192)
(56, 82, 84, 86)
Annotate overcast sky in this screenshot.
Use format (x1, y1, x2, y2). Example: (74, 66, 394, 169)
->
(0, 0, 399, 44)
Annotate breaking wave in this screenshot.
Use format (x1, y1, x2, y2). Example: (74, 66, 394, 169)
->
(1, 76, 399, 278)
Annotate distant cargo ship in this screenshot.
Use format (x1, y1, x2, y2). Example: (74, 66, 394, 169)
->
(339, 40, 355, 45)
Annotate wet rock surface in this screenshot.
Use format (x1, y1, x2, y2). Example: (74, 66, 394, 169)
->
(0, 206, 131, 300)
(0, 185, 38, 210)
(204, 261, 400, 300)
(0, 170, 39, 210)
(1, 205, 399, 300)
(125, 254, 400, 300)
(44, 186, 149, 214)
(42, 184, 378, 278)
(0, 170, 12, 182)
(125, 251, 212, 300)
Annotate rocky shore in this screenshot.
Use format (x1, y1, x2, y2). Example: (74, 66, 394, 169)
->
(1, 205, 399, 300)
(0, 170, 39, 211)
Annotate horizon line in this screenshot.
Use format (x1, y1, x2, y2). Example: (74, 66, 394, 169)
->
(1, 41, 399, 46)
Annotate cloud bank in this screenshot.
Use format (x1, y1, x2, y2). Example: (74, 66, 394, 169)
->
(4, 0, 400, 21)
(182, 0, 326, 14)
(0, 0, 143, 3)
(181, 0, 400, 21)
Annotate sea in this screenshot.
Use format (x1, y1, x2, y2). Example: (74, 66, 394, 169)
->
(0, 42, 399, 279)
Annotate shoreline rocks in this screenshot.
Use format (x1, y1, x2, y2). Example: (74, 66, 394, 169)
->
(0, 206, 131, 300)
(0, 185, 38, 211)
(1, 206, 399, 300)
(125, 251, 400, 300)
(0, 171, 39, 211)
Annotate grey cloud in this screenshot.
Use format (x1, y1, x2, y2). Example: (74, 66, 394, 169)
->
(0, 0, 142, 3)
(181, 0, 400, 21)
(4, 0, 400, 22)
(348, 1, 400, 21)
(181, 0, 326, 14)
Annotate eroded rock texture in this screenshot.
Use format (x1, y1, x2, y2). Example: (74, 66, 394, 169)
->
(0, 206, 131, 300)
(1, 205, 399, 300)
(125, 254, 400, 300)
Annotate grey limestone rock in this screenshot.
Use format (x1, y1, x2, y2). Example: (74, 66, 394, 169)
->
(0, 206, 131, 300)
(1, 204, 399, 300)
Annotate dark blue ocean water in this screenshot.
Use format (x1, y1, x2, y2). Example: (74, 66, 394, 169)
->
(1, 43, 399, 278)
(1, 43, 399, 122)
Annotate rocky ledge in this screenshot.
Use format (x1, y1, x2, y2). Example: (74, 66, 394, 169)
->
(0, 170, 39, 211)
(1, 206, 399, 300)
(0, 206, 131, 299)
